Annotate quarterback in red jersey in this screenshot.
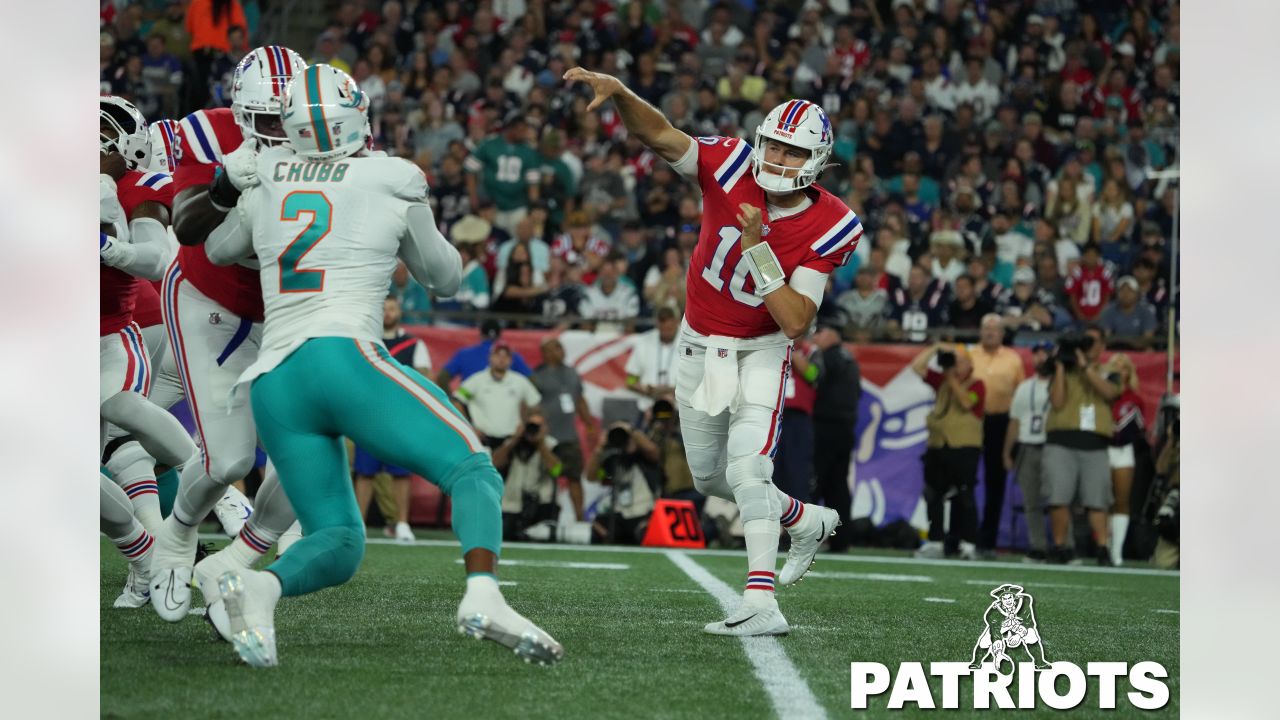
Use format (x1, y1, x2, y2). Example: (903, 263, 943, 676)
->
(150, 46, 305, 627)
(566, 68, 859, 636)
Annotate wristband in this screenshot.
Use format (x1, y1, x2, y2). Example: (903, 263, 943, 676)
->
(208, 166, 241, 212)
(743, 242, 786, 296)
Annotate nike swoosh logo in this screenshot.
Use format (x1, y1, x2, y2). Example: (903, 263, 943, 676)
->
(725, 613, 758, 628)
(162, 572, 184, 611)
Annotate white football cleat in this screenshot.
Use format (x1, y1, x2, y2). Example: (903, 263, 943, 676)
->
(456, 593, 564, 665)
(149, 565, 194, 621)
(394, 522, 415, 544)
(213, 486, 253, 537)
(778, 505, 840, 586)
(218, 569, 281, 668)
(913, 540, 945, 559)
(113, 565, 151, 609)
(195, 546, 253, 642)
(958, 541, 978, 560)
(703, 599, 790, 636)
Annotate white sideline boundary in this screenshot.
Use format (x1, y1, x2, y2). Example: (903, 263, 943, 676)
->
(196, 534, 1179, 577)
(665, 550, 828, 720)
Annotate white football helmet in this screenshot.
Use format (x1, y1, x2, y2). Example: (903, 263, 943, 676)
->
(146, 118, 180, 174)
(751, 99, 833, 193)
(231, 45, 306, 145)
(100, 96, 151, 170)
(281, 64, 370, 162)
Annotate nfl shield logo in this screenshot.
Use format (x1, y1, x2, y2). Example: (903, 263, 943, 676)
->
(717, 348, 728, 358)
(761, 225, 771, 236)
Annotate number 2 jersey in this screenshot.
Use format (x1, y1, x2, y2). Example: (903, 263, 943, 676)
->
(172, 107, 265, 321)
(101, 170, 174, 336)
(674, 135, 862, 341)
(230, 145, 430, 386)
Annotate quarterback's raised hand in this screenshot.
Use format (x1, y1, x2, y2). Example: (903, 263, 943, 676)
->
(562, 67, 623, 112)
(736, 203, 764, 249)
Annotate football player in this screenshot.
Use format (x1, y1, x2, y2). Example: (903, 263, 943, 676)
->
(566, 68, 860, 635)
(201, 65, 562, 667)
(150, 46, 305, 624)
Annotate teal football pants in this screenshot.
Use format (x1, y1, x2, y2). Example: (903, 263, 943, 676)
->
(251, 337, 502, 597)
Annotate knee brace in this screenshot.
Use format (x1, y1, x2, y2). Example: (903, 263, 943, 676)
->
(726, 455, 780, 523)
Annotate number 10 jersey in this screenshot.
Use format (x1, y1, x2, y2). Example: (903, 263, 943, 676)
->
(681, 135, 863, 340)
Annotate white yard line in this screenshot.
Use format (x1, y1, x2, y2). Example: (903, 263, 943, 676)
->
(923, 597, 956, 603)
(200, 533, 1178, 578)
(805, 571, 933, 583)
(451, 558, 629, 571)
(665, 550, 828, 720)
(1153, 609, 1179, 614)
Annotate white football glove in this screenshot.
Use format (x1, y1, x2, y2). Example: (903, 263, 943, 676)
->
(100, 230, 124, 265)
(100, 174, 124, 226)
(222, 144, 260, 191)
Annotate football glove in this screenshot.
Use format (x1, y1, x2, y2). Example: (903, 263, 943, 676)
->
(222, 143, 260, 191)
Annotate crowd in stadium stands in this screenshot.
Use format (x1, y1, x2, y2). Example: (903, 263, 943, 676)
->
(99, 0, 1180, 564)
(101, 0, 1179, 345)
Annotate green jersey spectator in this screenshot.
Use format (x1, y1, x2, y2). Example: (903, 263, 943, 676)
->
(466, 111, 541, 233)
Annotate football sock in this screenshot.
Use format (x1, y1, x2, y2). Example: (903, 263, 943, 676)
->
(779, 494, 806, 531)
(101, 474, 154, 566)
(439, 454, 504, 556)
(1109, 514, 1129, 565)
(742, 518, 779, 605)
(107, 440, 163, 537)
(155, 466, 179, 517)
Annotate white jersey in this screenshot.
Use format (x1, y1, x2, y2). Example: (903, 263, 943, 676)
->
(223, 145, 429, 387)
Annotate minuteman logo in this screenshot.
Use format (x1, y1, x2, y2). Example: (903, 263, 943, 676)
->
(850, 583, 1171, 711)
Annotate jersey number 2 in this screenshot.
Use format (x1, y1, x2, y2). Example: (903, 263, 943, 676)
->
(699, 226, 764, 308)
(278, 191, 331, 293)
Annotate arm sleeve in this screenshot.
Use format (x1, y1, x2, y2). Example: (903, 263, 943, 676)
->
(400, 202, 463, 296)
(668, 137, 698, 180)
(104, 217, 176, 280)
(204, 203, 254, 266)
(789, 266, 829, 308)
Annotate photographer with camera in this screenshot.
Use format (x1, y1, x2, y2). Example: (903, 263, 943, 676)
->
(1045, 326, 1122, 565)
(585, 420, 662, 544)
(491, 411, 564, 541)
(646, 396, 698, 507)
(911, 343, 987, 560)
(1003, 341, 1055, 562)
(1151, 418, 1179, 569)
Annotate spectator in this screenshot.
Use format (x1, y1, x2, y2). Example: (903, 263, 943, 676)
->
(811, 313, 861, 553)
(351, 295, 434, 545)
(1044, 328, 1122, 565)
(537, 129, 578, 232)
(1003, 341, 1055, 562)
(465, 110, 541, 234)
(1091, 178, 1136, 263)
(491, 242, 548, 320)
(1044, 175, 1093, 247)
(453, 342, 542, 449)
(887, 265, 949, 343)
(580, 251, 640, 331)
(538, 255, 587, 328)
(551, 211, 609, 282)
(912, 344, 985, 560)
(836, 265, 889, 341)
(642, 246, 688, 314)
(947, 275, 993, 331)
(999, 266, 1058, 333)
(150, 1, 192, 62)
(497, 216, 552, 276)
(1098, 276, 1159, 349)
(991, 210, 1033, 275)
(624, 306, 679, 412)
(310, 29, 353, 73)
(1132, 256, 1170, 319)
(969, 313, 1026, 558)
(185, 0, 247, 109)
(434, 217, 493, 319)
(437, 319, 532, 388)
(1064, 242, 1113, 325)
(1103, 353, 1146, 567)
(492, 412, 562, 541)
(953, 56, 1001, 123)
(530, 337, 596, 520)
(579, 148, 630, 231)
(585, 422, 662, 544)
(389, 260, 431, 320)
(929, 230, 967, 286)
(140, 34, 184, 120)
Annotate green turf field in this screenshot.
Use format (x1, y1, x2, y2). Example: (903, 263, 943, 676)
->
(101, 532, 1178, 719)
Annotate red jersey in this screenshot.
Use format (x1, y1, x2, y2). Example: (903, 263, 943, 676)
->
(101, 170, 175, 336)
(173, 107, 264, 321)
(1065, 263, 1113, 321)
(684, 136, 861, 339)
(133, 280, 164, 328)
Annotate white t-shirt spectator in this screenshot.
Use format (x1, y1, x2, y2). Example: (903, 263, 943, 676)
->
(1010, 376, 1051, 445)
(994, 230, 1034, 267)
(1054, 239, 1081, 273)
(952, 78, 1002, 122)
(1091, 201, 1134, 241)
(624, 328, 678, 410)
(580, 282, 640, 323)
(455, 370, 542, 439)
(932, 257, 966, 286)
